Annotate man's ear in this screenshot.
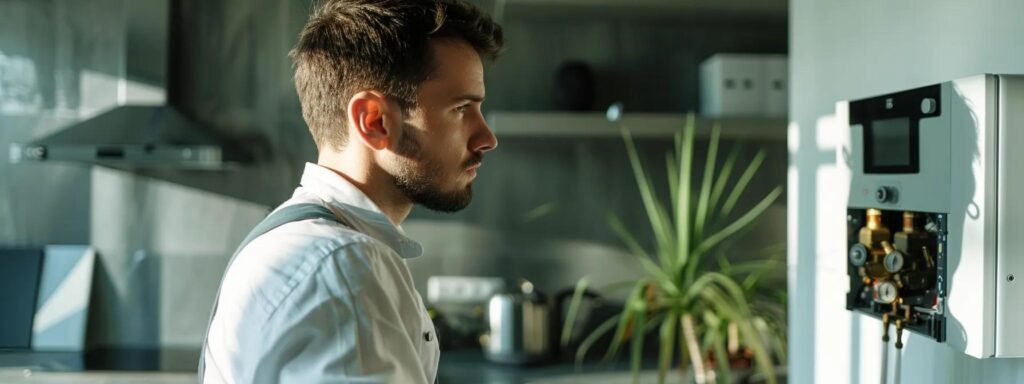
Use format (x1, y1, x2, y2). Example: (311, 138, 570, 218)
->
(347, 91, 395, 150)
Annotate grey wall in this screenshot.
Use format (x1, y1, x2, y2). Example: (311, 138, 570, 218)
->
(88, 168, 268, 351)
(790, 0, 1024, 383)
(0, 0, 97, 247)
(1, 0, 787, 366)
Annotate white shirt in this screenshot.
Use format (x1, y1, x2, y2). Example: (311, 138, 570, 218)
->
(203, 163, 439, 384)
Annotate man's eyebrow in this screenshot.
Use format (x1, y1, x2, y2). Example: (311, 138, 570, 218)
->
(451, 94, 485, 103)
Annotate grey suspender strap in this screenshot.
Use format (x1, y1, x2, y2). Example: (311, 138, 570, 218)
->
(198, 203, 347, 383)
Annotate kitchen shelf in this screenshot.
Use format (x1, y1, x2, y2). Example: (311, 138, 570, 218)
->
(495, 0, 787, 21)
(487, 111, 787, 141)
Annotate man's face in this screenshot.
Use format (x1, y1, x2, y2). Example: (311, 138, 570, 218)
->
(383, 39, 497, 212)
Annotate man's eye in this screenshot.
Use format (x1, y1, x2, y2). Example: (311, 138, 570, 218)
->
(455, 105, 469, 113)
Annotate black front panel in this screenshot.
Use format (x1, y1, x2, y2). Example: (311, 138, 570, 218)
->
(849, 84, 941, 175)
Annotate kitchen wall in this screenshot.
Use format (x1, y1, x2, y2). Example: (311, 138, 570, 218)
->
(0, 1, 95, 247)
(790, 0, 1024, 383)
(0, 0, 787, 361)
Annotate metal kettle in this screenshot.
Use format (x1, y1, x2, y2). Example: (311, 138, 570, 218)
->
(481, 280, 551, 364)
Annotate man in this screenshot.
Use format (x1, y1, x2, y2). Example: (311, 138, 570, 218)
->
(200, 1, 503, 382)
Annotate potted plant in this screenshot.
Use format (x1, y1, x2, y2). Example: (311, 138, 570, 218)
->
(562, 113, 784, 384)
(714, 243, 788, 377)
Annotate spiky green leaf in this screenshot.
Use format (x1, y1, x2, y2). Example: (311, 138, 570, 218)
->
(603, 281, 647, 363)
(694, 124, 721, 242)
(609, 215, 676, 292)
(657, 309, 679, 384)
(630, 301, 647, 384)
(721, 150, 766, 218)
(622, 127, 676, 270)
(675, 114, 696, 270)
(575, 314, 622, 370)
(698, 186, 782, 257)
(667, 153, 679, 215)
(562, 277, 591, 348)
(709, 142, 742, 218)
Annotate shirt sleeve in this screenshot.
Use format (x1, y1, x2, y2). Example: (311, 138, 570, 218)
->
(257, 241, 431, 384)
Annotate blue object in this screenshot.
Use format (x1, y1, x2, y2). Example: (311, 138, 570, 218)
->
(0, 248, 44, 350)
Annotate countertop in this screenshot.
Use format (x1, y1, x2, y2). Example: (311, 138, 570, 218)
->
(436, 349, 664, 383)
(0, 349, 693, 384)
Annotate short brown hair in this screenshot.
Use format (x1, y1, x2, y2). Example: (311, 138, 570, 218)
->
(290, 0, 504, 150)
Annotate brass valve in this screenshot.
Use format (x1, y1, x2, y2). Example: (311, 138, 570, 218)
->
(859, 209, 892, 278)
(860, 209, 892, 249)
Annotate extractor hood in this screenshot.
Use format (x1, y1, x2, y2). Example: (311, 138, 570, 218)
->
(8, 0, 250, 170)
(9, 105, 247, 170)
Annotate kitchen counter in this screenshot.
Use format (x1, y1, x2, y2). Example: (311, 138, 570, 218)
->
(0, 369, 192, 384)
(0, 349, 697, 384)
(439, 348, 610, 383)
(436, 348, 696, 384)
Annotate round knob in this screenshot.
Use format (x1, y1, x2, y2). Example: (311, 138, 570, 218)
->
(884, 250, 905, 273)
(874, 281, 898, 304)
(921, 98, 937, 114)
(875, 186, 898, 204)
(849, 244, 869, 267)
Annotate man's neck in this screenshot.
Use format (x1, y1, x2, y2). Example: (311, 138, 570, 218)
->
(317, 150, 413, 227)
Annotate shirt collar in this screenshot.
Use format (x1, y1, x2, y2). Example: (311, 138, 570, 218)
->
(298, 162, 423, 259)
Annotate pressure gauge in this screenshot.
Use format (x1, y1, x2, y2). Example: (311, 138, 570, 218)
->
(884, 250, 905, 273)
(874, 281, 899, 304)
(849, 244, 869, 267)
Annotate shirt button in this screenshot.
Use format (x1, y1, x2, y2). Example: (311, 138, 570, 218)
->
(423, 332, 433, 342)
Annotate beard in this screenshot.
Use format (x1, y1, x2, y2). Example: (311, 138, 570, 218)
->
(391, 123, 481, 212)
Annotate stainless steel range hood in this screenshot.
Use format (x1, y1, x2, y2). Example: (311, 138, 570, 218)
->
(10, 105, 247, 170)
(8, 0, 249, 170)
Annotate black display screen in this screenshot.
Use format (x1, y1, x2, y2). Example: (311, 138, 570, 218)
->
(850, 84, 935, 175)
(869, 118, 912, 167)
(862, 116, 920, 174)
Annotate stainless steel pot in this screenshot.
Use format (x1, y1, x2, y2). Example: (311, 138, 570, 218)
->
(481, 280, 550, 364)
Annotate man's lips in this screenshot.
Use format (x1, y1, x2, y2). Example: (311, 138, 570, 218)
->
(464, 161, 482, 179)
(464, 153, 484, 176)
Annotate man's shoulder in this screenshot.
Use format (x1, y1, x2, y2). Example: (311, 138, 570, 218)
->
(254, 192, 385, 254)
(233, 203, 393, 280)
(220, 200, 395, 316)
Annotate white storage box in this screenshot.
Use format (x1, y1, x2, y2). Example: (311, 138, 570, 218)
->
(761, 55, 788, 117)
(700, 54, 763, 117)
(699, 53, 788, 117)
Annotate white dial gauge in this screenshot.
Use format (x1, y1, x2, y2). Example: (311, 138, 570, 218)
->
(874, 281, 898, 304)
